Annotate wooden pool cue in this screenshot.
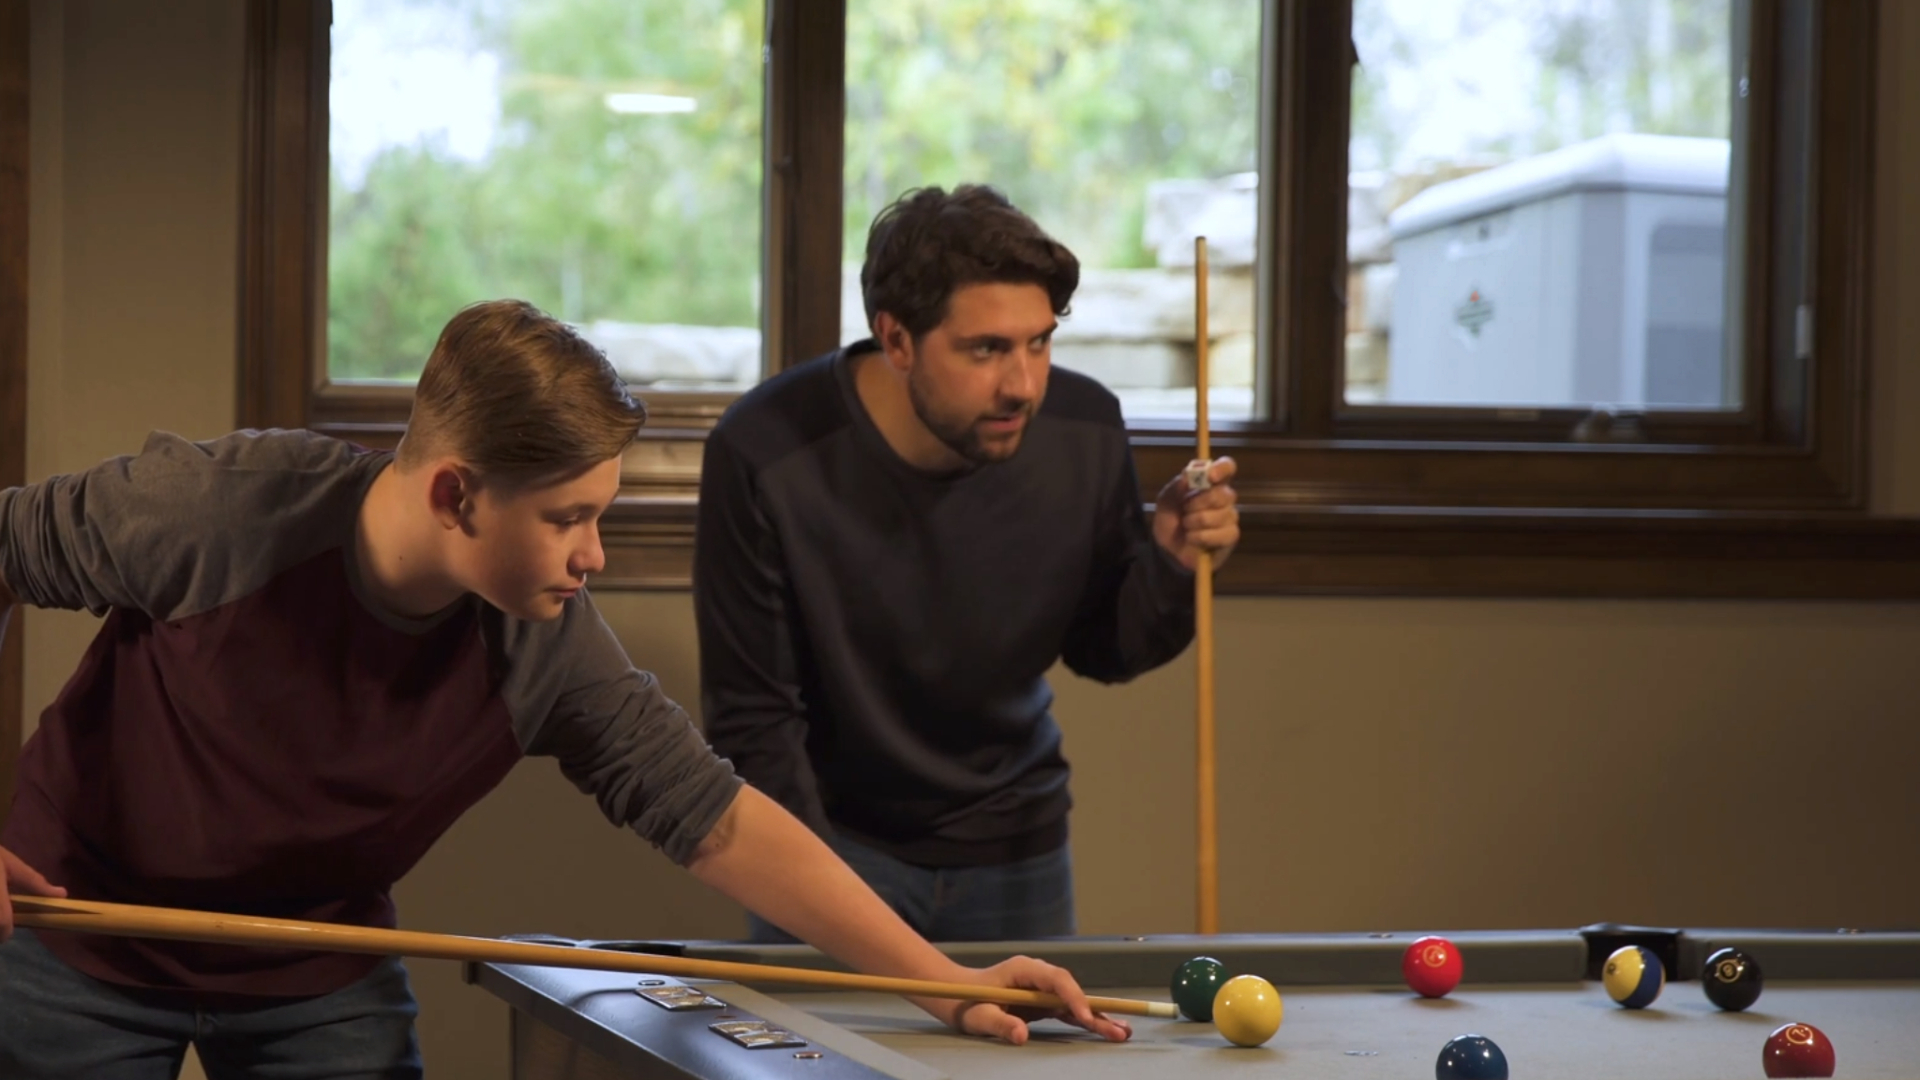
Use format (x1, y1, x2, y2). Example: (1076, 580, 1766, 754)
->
(12, 895, 1179, 1019)
(1193, 235, 1218, 937)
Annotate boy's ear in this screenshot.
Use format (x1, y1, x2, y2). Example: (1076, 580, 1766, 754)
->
(427, 463, 476, 529)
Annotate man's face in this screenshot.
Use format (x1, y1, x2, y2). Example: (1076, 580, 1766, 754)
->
(899, 282, 1056, 465)
(447, 456, 620, 621)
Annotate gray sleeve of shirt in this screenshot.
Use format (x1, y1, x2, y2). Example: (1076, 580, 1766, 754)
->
(0, 429, 367, 620)
(503, 591, 743, 866)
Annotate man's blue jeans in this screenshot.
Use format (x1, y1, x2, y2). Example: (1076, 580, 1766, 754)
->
(0, 928, 422, 1080)
(748, 834, 1076, 943)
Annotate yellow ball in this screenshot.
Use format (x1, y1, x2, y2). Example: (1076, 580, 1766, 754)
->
(1212, 974, 1283, 1047)
(1601, 945, 1665, 1009)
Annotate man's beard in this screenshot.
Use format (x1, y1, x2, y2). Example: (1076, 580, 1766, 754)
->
(908, 367, 1034, 465)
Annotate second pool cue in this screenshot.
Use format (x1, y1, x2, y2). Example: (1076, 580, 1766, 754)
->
(1193, 235, 1218, 936)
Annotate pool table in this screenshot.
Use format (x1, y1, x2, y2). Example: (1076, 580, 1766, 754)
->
(464, 925, 1920, 1079)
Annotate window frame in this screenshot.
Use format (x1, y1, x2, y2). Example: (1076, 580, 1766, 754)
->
(237, 0, 1920, 598)
(1298, 0, 1783, 450)
(1126, 0, 1868, 509)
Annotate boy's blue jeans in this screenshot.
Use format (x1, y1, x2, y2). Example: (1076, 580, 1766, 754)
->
(0, 928, 421, 1080)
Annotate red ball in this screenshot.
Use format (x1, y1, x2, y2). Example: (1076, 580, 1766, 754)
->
(1402, 935, 1463, 998)
(1763, 1022, 1836, 1078)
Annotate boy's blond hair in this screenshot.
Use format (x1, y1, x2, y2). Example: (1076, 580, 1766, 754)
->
(398, 300, 644, 485)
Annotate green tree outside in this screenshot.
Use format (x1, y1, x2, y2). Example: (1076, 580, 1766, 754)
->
(328, 0, 1260, 381)
(328, 0, 1728, 382)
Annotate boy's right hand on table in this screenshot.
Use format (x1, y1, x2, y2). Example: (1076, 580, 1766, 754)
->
(1, 844, 67, 943)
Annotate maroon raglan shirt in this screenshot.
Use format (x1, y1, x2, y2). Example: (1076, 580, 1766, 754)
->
(0, 428, 741, 999)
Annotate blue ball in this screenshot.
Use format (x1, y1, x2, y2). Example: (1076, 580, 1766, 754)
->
(1602, 945, 1666, 1009)
(1436, 1033, 1509, 1080)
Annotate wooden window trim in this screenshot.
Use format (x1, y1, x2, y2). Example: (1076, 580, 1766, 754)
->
(1, 0, 26, 824)
(236, 0, 839, 496)
(239, 0, 1920, 598)
(1220, 0, 1870, 505)
(1273, 0, 1795, 452)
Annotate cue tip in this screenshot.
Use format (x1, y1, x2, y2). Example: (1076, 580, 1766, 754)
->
(1145, 1001, 1181, 1019)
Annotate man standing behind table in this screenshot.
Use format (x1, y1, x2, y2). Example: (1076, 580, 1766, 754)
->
(695, 184, 1240, 944)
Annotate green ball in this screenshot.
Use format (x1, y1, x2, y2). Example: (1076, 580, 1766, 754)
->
(1171, 956, 1232, 1021)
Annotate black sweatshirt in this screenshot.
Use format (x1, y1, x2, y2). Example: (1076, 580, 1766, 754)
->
(693, 341, 1196, 867)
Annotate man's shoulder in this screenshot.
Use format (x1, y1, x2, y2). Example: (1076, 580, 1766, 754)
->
(708, 346, 858, 468)
(1040, 365, 1127, 432)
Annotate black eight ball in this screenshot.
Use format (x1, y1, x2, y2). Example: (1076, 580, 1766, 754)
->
(1702, 946, 1764, 1011)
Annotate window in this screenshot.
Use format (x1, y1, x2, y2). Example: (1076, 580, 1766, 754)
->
(239, 0, 1912, 597)
(1346, 0, 1740, 414)
(326, 0, 765, 393)
(1201, 0, 1868, 511)
(841, 0, 1264, 425)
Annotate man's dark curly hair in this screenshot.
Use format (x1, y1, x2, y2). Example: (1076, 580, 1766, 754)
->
(859, 184, 1080, 341)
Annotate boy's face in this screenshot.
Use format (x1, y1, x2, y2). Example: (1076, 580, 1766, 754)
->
(887, 282, 1056, 465)
(449, 456, 622, 621)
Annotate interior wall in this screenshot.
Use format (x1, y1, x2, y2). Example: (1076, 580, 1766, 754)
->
(22, 0, 243, 732)
(1058, 597, 1920, 935)
(15, 4, 1920, 1080)
(24, 3, 245, 1077)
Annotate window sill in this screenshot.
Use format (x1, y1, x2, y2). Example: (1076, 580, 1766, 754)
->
(315, 414, 1920, 599)
(1214, 506, 1920, 598)
(593, 496, 1920, 599)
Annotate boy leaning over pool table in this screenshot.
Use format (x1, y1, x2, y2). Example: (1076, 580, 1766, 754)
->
(0, 298, 1130, 1079)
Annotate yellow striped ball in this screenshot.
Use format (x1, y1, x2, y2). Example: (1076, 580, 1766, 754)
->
(1602, 945, 1665, 1009)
